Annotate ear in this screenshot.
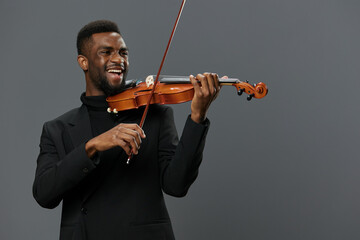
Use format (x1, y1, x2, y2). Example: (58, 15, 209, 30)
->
(77, 55, 88, 71)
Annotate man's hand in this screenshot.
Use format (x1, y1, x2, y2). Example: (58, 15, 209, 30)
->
(190, 73, 222, 123)
(85, 123, 146, 158)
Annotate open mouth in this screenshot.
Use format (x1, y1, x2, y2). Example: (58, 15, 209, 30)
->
(107, 69, 123, 75)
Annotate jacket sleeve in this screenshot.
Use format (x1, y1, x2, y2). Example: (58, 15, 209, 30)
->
(33, 122, 96, 209)
(158, 107, 210, 197)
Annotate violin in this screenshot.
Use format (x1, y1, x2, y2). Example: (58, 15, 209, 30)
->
(111, 0, 268, 163)
(106, 75, 268, 113)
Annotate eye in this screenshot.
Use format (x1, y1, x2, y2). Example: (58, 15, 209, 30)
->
(101, 50, 111, 54)
(121, 51, 128, 56)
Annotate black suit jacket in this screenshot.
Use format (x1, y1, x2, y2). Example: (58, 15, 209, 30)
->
(33, 104, 209, 240)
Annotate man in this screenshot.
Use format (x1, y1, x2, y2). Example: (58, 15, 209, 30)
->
(33, 20, 220, 240)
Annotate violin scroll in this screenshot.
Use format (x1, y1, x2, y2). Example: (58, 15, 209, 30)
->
(233, 81, 268, 101)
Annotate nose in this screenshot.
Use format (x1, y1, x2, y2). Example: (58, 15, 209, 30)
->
(110, 52, 124, 63)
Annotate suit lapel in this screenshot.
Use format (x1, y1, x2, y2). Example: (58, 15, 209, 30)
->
(66, 105, 102, 203)
(67, 105, 93, 147)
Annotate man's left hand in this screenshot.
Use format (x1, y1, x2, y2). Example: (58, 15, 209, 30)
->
(189, 73, 222, 123)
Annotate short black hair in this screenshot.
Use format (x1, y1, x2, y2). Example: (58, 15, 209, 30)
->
(77, 20, 121, 56)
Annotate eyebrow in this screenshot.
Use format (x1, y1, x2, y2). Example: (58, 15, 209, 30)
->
(121, 47, 129, 52)
(99, 46, 129, 52)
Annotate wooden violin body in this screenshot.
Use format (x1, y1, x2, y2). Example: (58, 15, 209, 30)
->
(106, 75, 268, 113)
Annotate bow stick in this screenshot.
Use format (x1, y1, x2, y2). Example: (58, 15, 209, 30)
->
(127, 0, 187, 164)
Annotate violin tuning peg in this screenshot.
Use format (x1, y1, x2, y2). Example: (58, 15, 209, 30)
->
(246, 80, 249, 83)
(247, 94, 254, 101)
(237, 88, 244, 96)
(253, 83, 256, 87)
(107, 108, 112, 113)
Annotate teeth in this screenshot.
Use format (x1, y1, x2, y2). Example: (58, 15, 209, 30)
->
(107, 69, 123, 73)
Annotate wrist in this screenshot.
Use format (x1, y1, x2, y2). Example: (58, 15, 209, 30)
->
(85, 139, 97, 159)
(191, 112, 206, 124)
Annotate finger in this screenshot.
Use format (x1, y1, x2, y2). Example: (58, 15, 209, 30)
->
(213, 73, 220, 93)
(120, 123, 146, 138)
(211, 73, 221, 100)
(115, 125, 142, 155)
(117, 132, 139, 154)
(220, 76, 228, 89)
(117, 139, 132, 155)
(190, 74, 201, 94)
(204, 72, 215, 97)
(197, 73, 209, 97)
(117, 124, 142, 147)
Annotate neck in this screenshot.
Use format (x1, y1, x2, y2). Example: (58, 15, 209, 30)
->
(85, 78, 105, 96)
(145, 75, 241, 85)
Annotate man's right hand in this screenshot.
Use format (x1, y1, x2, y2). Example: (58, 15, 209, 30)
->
(85, 123, 146, 158)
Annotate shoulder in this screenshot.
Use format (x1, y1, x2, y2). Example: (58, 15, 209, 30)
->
(43, 106, 83, 130)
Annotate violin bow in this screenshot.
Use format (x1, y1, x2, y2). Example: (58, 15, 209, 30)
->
(127, 0, 187, 164)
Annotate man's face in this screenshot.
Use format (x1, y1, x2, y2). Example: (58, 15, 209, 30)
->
(86, 32, 129, 96)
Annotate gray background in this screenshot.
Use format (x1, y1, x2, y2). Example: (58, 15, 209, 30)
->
(1, 0, 359, 239)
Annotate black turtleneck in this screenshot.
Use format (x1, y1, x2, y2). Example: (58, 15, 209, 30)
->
(80, 93, 116, 137)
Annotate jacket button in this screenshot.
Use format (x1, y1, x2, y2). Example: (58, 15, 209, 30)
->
(81, 207, 88, 215)
(83, 168, 89, 173)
